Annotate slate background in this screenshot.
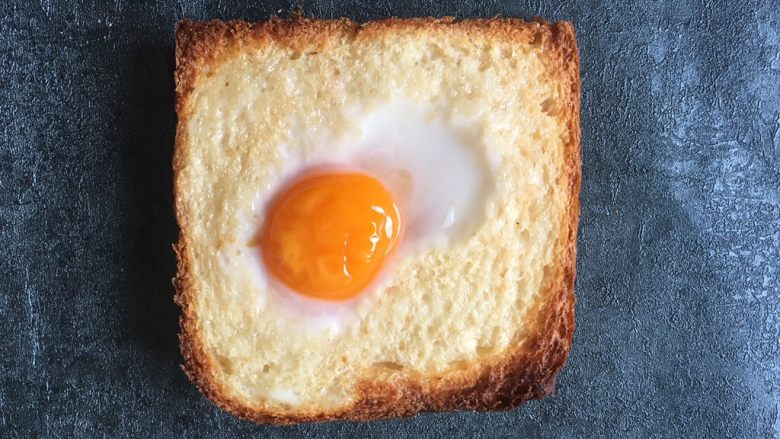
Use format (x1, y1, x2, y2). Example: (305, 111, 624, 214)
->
(2, 0, 779, 437)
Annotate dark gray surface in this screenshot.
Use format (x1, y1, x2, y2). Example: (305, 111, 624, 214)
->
(1, 0, 778, 437)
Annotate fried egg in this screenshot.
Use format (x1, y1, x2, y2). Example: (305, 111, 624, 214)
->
(237, 101, 494, 330)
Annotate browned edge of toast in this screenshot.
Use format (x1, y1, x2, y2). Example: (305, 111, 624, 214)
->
(172, 16, 581, 425)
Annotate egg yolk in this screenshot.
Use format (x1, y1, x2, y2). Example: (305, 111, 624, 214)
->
(259, 172, 401, 300)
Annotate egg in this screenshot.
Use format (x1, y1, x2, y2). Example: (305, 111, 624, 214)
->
(239, 101, 494, 331)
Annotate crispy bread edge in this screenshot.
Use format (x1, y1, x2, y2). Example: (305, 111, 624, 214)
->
(173, 17, 580, 425)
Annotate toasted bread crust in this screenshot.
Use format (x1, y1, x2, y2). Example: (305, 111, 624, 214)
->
(173, 17, 580, 424)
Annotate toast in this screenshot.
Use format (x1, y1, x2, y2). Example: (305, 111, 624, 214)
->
(173, 16, 580, 424)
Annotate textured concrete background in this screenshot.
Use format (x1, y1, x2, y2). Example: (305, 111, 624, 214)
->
(1, 0, 778, 437)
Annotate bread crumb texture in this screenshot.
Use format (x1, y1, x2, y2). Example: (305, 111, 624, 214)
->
(174, 17, 580, 422)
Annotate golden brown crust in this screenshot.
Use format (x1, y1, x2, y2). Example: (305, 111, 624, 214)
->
(173, 17, 580, 424)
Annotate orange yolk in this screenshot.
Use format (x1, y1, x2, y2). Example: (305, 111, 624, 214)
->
(259, 171, 401, 301)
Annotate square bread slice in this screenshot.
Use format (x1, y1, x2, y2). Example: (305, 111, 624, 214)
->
(173, 17, 580, 424)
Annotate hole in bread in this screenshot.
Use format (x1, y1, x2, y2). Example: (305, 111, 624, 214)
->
(479, 50, 492, 71)
(447, 360, 471, 370)
(262, 363, 274, 373)
(531, 31, 544, 48)
(476, 345, 494, 355)
(289, 51, 301, 60)
(540, 98, 557, 116)
(372, 361, 404, 371)
(478, 44, 494, 71)
(426, 43, 447, 61)
(501, 47, 518, 68)
(542, 264, 556, 284)
(216, 355, 235, 375)
(558, 319, 569, 336)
